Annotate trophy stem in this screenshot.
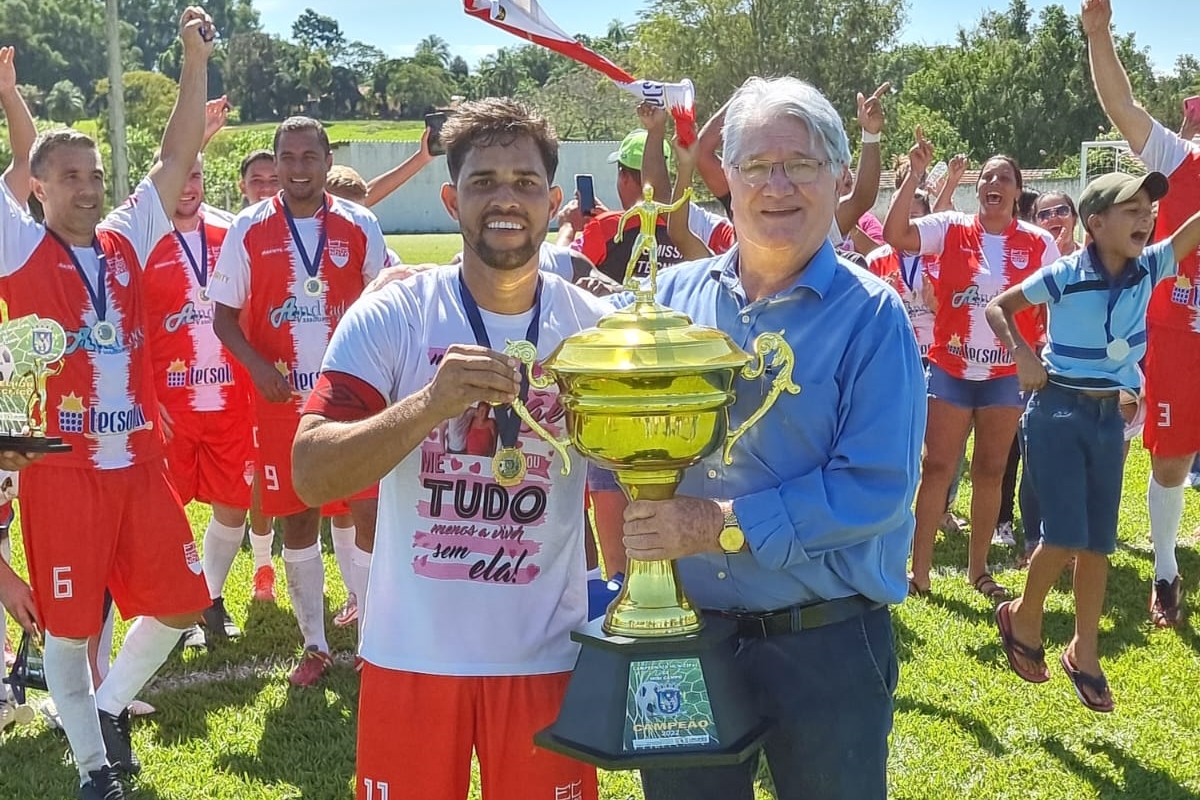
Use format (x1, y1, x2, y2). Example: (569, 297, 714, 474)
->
(603, 477, 704, 638)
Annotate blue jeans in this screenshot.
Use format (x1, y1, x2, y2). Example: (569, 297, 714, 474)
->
(640, 606, 897, 800)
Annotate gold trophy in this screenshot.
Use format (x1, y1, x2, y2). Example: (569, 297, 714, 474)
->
(0, 300, 70, 453)
(502, 186, 799, 767)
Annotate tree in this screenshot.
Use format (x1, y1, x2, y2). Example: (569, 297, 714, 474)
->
(477, 48, 527, 98)
(519, 67, 636, 140)
(292, 8, 345, 59)
(95, 71, 179, 141)
(123, 0, 260, 72)
(45, 79, 85, 126)
(415, 35, 452, 69)
(633, 0, 906, 122)
(386, 60, 453, 117)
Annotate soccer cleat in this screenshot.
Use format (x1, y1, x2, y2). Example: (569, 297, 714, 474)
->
(252, 565, 277, 603)
(181, 624, 208, 650)
(78, 764, 125, 800)
(1151, 576, 1183, 627)
(126, 700, 156, 717)
(333, 593, 358, 628)
(201, 597, 242, 641)
(288, 646, 333, 688)
(39, 698, 62, 730)
(98, 708, 141, 777)
(991, 521, 1017, 547)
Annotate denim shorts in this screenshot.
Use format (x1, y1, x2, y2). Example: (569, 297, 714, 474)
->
(926, 362, 1023, 409)
(1020, 382, 1125, 554)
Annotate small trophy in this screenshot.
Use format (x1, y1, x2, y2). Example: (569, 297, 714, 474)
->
(0, 300, 70, 453)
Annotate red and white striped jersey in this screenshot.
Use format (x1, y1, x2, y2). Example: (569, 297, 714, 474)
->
(0, 179, 172, 469)
(206, 192, 386, 418)
(865, 244, 938, 357)
(914, 212, 1057, 380)
(142, 207, 249, 414)
(1138, 119, 1200, 334)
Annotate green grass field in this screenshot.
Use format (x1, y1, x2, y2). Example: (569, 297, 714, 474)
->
(214, 120, 425, 146)
(2, 235, 1200, 798)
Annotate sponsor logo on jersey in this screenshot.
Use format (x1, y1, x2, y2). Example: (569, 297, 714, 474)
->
(328, 239, 350, 268)
(949, 284, 997, 309)
(57, 393, 151, 437)
(268, 296, 347, 328)
(164, 301, 215, 333)
(166, 358, 233, 388)
(109, 251, 132, 287)
(274, 360, 320, 393)
(64, 326, 143, 355)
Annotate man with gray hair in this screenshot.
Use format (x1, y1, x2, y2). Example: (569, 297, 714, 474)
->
(621, 75, 925, 799)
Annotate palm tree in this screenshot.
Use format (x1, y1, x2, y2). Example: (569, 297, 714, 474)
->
(46, 80, 86, 126)
(606, 19, 630, 46)
(415, 34, 452, 68)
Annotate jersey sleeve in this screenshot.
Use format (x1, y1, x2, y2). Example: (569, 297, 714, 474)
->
(1020, 261, 1066, 306)
(1144, 239, 1178, 283)
(206, 212, 253, 309)
(575, 214, 615, 267)
(707, 218, 736, 254)
(1136, 118, 1195, 177)
(361, 214, 387, 282)
(912, 212, 957, 257)
(99, 178, 172, 266)
(318, 282, 422, 406)
(0, 180, 47, 277)
(858, 212, 885, 243)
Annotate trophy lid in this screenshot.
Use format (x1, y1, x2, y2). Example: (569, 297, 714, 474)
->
(545, 297, 750, 374)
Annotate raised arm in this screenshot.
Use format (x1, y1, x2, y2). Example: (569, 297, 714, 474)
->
(835, 82, 889, 237)
(200, 95, 229, 151)
(637, 103, 673, 207)
(1167, 207, 1200, 262)
(1082, 0, 1153, 152)
(364, 127, 437, 208)
(0, 48, 35, 202)
(883, 128, 932, 254)
(667, 140, 713, 261)
(148, 6, 215, 214)
(695, 99, 731, 201)
(933, 153, 967, 213)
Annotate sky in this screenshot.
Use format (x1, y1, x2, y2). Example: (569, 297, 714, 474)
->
(255, 0, 1189, 73)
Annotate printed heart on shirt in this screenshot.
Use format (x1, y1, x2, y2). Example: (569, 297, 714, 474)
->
(449, 457, 463, 470)
(469, 462, 481, 474)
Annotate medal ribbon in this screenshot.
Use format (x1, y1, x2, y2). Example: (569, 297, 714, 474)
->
(457, 270, 543, 449)
(282, 195, 328, 284)
(48, 230, 109, 326)
(174, 224, 209, 290)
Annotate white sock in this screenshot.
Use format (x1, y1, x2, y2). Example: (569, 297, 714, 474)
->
(203, 518, 246, 599)
(1149, 475, 1185, 582)
(94, 601, 115, 684)
(283, 544, 328, 653)
(351, 546, 372, 607)
(330, 524, 356, 594)
(94, 617, 183, 716)
(43, 634, 106, 778)
(586, 566, 602, 582)
(249, 529, 274, 569)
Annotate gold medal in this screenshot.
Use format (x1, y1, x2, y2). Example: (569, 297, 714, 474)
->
(492, 446, 527, 487)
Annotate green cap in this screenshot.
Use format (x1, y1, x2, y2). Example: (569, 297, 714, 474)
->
(607, 129, 674, 172)
(1078, 170, 1169, 231)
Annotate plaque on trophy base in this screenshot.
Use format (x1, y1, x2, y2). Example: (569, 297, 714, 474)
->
(0, 304, 70, 453)
(535, 616, 771, 769)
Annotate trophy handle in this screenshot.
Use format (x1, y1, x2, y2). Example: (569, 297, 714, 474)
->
(504, 339, 572, 477)
(722, 332, 801, 465)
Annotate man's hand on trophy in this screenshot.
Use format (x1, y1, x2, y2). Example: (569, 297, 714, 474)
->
(622, 496, 725, 561)
(424, 344, 521, 420)
(0, 451, 42, 472)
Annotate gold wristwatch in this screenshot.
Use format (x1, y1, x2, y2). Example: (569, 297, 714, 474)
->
(718, 502, 745, 554)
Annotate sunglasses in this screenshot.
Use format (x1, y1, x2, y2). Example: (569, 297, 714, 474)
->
(1036, 204, 1073, 222)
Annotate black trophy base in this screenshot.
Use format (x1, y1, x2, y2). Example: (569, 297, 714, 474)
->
(0, 435, 70, 453)
(535, 616, 772, 769)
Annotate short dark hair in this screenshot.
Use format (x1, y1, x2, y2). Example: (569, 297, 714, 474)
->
(272, 116, 330, 156)
(30, 129, 98, 179)
(617, 164, 642, 184)
(239, 149, 274, 178)
(440, 98, 558, 183)
(1018, 189, 1041, 223)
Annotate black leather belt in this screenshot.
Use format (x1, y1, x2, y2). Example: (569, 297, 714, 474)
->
(710, 595, 885, 638)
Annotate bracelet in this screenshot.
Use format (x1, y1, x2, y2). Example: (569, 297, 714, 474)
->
(861, 129, 881, 144)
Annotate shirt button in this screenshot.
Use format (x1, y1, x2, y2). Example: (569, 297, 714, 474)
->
(707, 469, 717, 479)
(741, 315, 751, 324)
(717, 571, 727, 580)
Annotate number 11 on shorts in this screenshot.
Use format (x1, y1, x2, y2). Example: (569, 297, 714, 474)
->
(362, 778, 389, 800)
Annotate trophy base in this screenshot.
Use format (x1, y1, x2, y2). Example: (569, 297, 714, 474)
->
(0, 435, 70, 453)
(534, 616, 772, 769)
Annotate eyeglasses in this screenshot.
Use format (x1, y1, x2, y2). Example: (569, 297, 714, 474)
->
(733, 158, 832, 187)
(1036, 204, 1073, 222)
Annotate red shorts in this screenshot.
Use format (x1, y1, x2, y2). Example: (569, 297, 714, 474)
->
(255, 414, 379, 518)
(165, 407, 254, 509)
(1143, 325, 1200, 458)
(356, 665, 597, 800)
(18, 461, 210, 638)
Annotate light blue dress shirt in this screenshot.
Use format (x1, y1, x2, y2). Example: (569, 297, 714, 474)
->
(651, 241, 927, 609)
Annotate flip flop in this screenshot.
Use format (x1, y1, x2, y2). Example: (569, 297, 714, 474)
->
(1060, 652, 1114, 713)
(973, 572, 1011, 602)
(994, 601, 1050, 683)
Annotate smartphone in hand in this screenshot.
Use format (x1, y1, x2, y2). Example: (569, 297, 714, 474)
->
(575, 173, 596, 216)
(1185, 95, 1200, 122)
(425, 112, 448, 156)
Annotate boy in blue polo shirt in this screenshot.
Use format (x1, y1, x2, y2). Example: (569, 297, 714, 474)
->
(984, 170, 1200, 713)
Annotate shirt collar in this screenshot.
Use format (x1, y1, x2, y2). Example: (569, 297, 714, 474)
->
(710, 240, 840, 303)
(1084, 242, 1141, 288)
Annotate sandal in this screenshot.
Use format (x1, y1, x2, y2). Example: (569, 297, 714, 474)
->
(972, 572, 1010, 601)
(907, 577, 930, 598)
(1060, 652, 1114, 713)
(994, 601, 1050, 683)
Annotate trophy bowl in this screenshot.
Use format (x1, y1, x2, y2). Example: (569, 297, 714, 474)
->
(509, 296, 798, 638)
